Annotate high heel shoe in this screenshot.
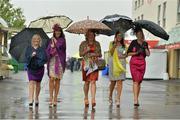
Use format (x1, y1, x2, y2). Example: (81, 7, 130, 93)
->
(109, 97, 113, 105)
(49, 102, 53, 107)
(29, 103, 33, 109)
(92, 99, 96, 108)
(115, 98, 120, 108)
(134, 103, 140, 107)
(84, 99, 89, 107)
(35, 102, 39, 107)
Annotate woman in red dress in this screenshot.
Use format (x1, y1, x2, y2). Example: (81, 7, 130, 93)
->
(79, 30, 102, 108)
(127, 27, 150, 107)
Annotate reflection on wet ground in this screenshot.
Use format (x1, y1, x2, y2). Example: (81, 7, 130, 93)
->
(0, 71, 180, 119)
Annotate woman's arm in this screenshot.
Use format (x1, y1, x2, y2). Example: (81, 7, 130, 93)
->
(145, 48, 150, 56)
(127, 40, 136, 56)
(128, 52, 138, 56)
(93, 41, 102, 58)
(79, 41, 90, 57)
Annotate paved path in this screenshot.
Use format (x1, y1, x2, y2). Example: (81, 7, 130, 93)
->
(0, 70, 180, 119)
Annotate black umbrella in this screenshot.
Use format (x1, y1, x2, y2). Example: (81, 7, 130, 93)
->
(9, 28, 49, 63)
(133, 20, 169, 40)
(99, 14, 133, 36)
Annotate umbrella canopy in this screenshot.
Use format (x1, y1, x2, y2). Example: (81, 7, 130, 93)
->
(28, 15, 73, 33)
(9, 28, 49, 63)
(133, 20, 169, 40)
(99, 14, 133, 36)
(65, 18, 111, 34)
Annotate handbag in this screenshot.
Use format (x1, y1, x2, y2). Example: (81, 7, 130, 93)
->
(96, 58, 106, 70)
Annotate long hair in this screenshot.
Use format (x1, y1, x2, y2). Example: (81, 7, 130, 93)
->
(133, 26, 144, 39)
(114, 31, 125, 48)
(85, 30, 96, 41)
(53, 28, 65, 39)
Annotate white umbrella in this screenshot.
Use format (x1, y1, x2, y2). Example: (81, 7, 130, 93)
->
(29, 15, 73, 33)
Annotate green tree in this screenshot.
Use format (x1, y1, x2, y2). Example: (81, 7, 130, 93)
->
(0, 0, 26, 29)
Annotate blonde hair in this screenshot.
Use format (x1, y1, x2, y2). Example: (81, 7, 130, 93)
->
(31, 34, 42, 47)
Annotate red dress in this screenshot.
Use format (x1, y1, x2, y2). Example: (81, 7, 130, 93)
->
(127, 40, 149, 84)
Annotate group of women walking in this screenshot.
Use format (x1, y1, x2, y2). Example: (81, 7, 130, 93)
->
(25, 23, 150, 109)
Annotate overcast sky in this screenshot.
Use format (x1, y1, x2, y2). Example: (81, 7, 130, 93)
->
(11, 0, 133, 56)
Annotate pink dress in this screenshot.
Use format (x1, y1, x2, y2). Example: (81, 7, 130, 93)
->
(127, 40, 149, 84)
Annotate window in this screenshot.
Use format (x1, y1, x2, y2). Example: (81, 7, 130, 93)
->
(157, 5, 161, 25)
(163, 2, 166, 28)
(177, 0, 180, 23)
(138, 0, 140, 7)
(141, 14, 144, 20)
(135, 1, 137, 10)
(142, 0, 144, 5)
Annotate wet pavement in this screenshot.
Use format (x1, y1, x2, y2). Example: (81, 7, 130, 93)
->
(0, 70, 180, 119)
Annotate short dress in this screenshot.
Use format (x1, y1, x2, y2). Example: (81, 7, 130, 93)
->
(79, 41, 102, 82)
(127, 40, 149, 84)
(49, 55, 63, 80)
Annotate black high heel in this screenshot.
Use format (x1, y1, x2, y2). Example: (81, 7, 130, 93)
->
(35, 102, 39, 107)
(134, 103, 140, 107)
(29, 103, 33, 109)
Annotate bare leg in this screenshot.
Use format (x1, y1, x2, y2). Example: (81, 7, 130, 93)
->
(54, 79, 60, 105)
(133, 82, 140, 104)
(84, 81, 90, 106)
(91, 81, 96, 107)
(49, 77, 54, 104)
(35, 81, 41, 103)
(109, 81, 116, 103)
(29, 81, 35, 103)
(116, 80, 123, 106)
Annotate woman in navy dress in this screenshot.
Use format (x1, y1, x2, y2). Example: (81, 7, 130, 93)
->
(25, 34, 47, 109)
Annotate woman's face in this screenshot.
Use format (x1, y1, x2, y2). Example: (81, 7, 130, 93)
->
(116, 33, 123, 42)
(136, 31, 144, 40)
(86, 31, 95, 42)
(54, 30, 61, 38)
(32, 36, 40, 47)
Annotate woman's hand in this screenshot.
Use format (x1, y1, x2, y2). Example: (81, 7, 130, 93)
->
(52, 37, 57, 43)
(32, 51, 36, 57)
(142, 41, 148, 49)
(51, 42, 55, 48)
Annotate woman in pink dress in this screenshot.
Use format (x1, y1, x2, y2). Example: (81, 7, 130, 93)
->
(127, 27, 150, 107)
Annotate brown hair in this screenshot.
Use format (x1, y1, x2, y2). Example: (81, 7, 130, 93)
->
(114, 31, 125, 48)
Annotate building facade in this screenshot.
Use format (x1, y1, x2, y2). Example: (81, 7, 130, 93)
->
(132, 0, 180, 79)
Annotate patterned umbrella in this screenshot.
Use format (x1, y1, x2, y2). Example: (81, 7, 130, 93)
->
(99, 14, 133, 36)
(65, 18, 111, 34)
(28, 15, 73, 33)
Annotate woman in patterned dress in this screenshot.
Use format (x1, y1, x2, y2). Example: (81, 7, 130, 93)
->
(108, 31, 127, 107)
(79, 30, 102, 108)
(46, 24, 66, 107)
